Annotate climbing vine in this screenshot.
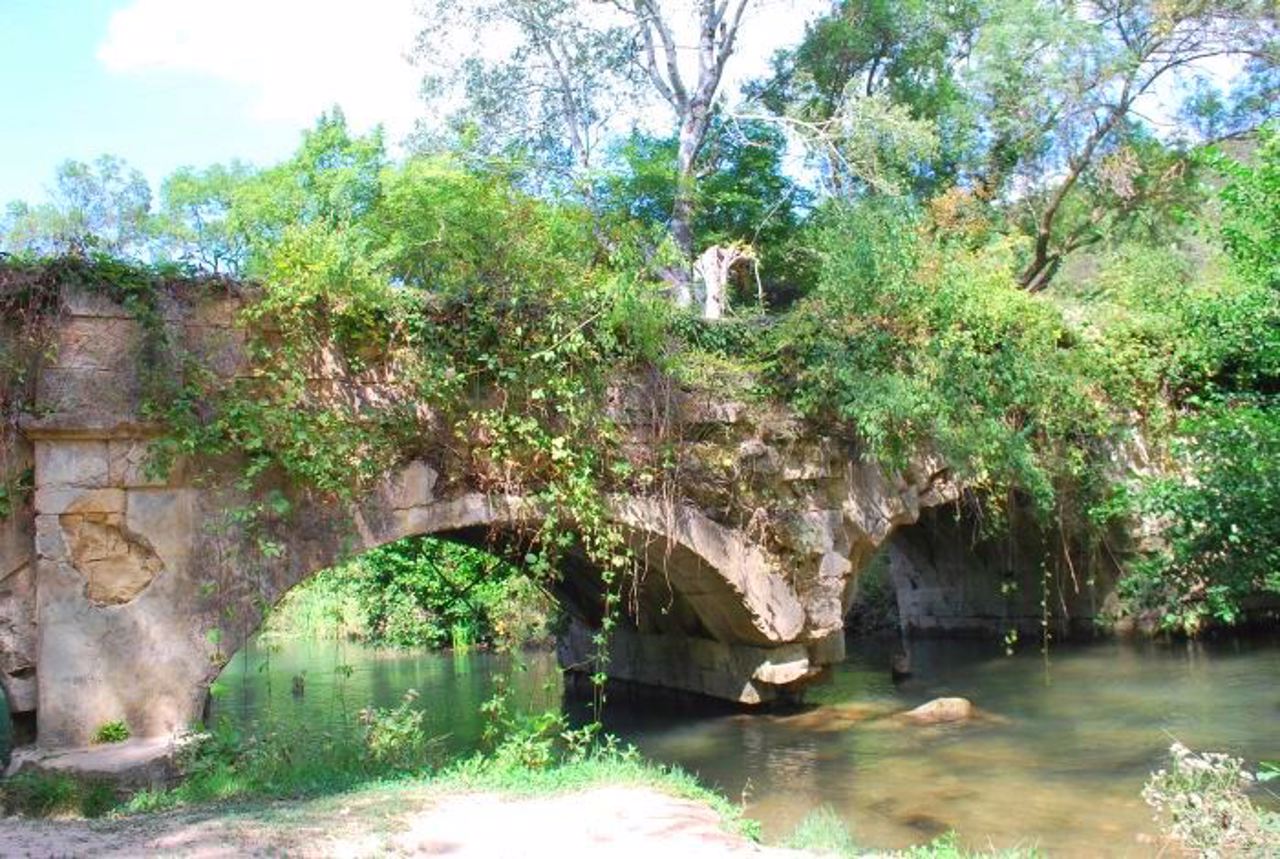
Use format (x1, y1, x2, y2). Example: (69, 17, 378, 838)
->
(0, 255, 232, 520)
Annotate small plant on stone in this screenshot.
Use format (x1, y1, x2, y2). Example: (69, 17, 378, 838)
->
(1142, 741, 1279, 856)
(92, 720, 130, 744)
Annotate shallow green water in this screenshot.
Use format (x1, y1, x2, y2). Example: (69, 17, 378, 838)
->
(212, 635, 1280, 856)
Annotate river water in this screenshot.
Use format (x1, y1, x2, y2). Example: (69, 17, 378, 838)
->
(210, 634, 1280, 856)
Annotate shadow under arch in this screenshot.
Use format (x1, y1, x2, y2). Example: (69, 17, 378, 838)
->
(193, 478, 812, 731)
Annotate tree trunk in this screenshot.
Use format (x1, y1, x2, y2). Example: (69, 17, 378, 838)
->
(670, 116, 703, 297)
(693, 244, 752, 320)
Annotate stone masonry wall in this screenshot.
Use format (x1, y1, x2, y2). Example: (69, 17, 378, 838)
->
(0, 439, 36, 715)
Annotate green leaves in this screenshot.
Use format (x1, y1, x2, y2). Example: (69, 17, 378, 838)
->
(772, 198, 1109, 513)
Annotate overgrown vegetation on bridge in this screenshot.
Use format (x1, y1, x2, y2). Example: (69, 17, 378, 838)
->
(2, 1, 1277, 640)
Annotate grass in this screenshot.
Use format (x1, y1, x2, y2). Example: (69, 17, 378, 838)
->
(784, 806, 860, 855)
(1, 714, 1040, 856)
(0, 772, 119, 818)
(782, 809, 1043, 858)
(119, 737, 759, 839)
(2, 734, 761, 844)
(431, 750, 763, 842)
(0, 753, 1052, 857)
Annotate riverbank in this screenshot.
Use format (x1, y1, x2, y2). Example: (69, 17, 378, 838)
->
(1, 781, 809, 859)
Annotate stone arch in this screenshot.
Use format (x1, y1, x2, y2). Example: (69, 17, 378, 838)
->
(882, 504, 1118, 637)
(195, 472, 813, 713)
(27, 446, 822, 747)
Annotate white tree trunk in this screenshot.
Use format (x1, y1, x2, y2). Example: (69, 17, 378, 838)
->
(693, 244, 750, 320)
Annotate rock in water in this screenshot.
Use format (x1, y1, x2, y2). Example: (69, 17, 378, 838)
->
(901, 697, 973, 724)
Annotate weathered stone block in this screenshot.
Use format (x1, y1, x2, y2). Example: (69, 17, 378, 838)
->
(51, 318, 140, 371)
(61, 289, 133, 319)
(380, 460, 438, 510)
(126, 489, 195, 572)
(108, 440, 170, 487)
(0, 558, 37, 713)
(36, 368, 139, 426)
(35, 441, 109, 488)
(33, 515, 69, 563)
(34, 487, 125, 516)
(750, 644, 810, 685)
(182, 324, 247, 377)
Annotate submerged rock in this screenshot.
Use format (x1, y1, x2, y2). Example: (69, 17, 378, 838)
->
(900, 697, 974, 724)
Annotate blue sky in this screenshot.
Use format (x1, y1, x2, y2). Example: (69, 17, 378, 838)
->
(0, 0, 824, 208)
(0, 0, 436, 205)
(2, 2, 290, 203)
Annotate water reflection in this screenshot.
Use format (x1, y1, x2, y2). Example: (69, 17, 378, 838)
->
(212, 635, 1280, 856)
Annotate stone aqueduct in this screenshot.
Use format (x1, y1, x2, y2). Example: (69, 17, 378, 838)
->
(0, 284, 1110, 751)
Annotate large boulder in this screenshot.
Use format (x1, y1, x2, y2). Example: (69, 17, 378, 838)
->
(900, 697, 974, 724)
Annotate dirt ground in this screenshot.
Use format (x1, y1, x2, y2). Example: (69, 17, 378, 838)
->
(0, 784, 816, 858)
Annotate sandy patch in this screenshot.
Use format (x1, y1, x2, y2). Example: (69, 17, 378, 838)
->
(0, 785, 814, 858)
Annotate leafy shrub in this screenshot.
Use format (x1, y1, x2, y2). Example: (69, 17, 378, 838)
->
(358, 689, 441, 770)
(1142, 742, 1279, 855)
(0, 773, 117, 818)
(1125, 404, 1280, 632)
(1117, 124, 1280, 631)
(784, 806, 859, 856)
(772, 199, 1114, 514)
(92, 720, 130, 744)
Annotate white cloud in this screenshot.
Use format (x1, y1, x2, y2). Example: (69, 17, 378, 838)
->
(98, 0, 423, 140)
(97, 0, 824, 147)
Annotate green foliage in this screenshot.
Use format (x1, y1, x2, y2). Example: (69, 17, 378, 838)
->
(1127, 405, 1280, 633)
(0, 467, 31, 522)
(784, 806, 860, 856)
(262, 568, 365, 642)
(92, 720, 130, 744)
(358, 689, 440, 770)
(266, 538, 556, 651)
(0, 773, 118, 818)
(1214, 124, 1280, 290)
(1113, 125, 1280, 631)
(1, 155, 152, 257)
(155, 161, 256, 274)
(772, 199, 1113, 513)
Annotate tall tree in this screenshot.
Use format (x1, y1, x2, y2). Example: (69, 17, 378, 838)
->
(761, 0, 1279, 291)
(613, 0, 758, 284)
(1, 155, 152, 258)
(752, 0, 980, 195)
(413, 0, 638, 183)
(155, 161, 256, 274)
(976, 0, 1280, 292)
(415, 0, 765, 297)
